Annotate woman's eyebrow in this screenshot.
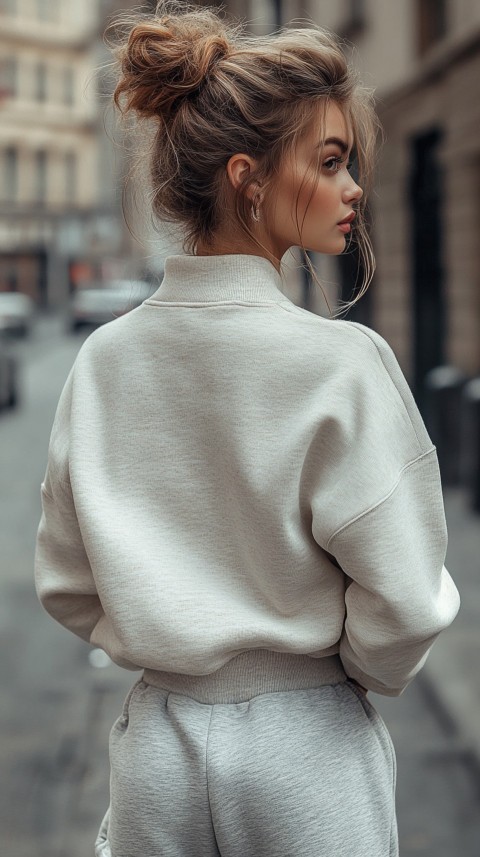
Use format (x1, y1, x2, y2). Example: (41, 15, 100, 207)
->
(316, 137, 350, 153)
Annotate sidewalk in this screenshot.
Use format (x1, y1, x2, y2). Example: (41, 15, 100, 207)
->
(420, 486, 480, 764)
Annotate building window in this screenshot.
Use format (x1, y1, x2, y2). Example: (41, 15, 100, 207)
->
(337, 0, 366, 38)
(36, 0, 58, 20)
(0, 0, 17, 15)
(417, 0, 448, 56)
(0, 56, 17, 99)
(346, 0, 366, 29)
(65, 151, 76, 203)
(3, 147, 18, 202)
(34, 150, 47, 205)
(63, 66, 74, 106)
(35, 62, 47, 101)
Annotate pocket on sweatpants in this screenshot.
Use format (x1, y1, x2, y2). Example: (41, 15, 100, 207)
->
(111, 677, 146, 733)
(345, 679, 397, 772)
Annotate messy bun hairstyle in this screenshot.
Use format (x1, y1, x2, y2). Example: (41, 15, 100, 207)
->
(107, 0, 380, 316)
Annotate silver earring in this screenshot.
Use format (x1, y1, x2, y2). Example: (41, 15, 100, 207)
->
(251, 196, 262, 222)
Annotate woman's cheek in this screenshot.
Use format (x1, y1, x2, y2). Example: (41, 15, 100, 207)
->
(298, 175, 325, 218)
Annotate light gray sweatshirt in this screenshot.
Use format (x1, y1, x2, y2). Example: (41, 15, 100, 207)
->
(34, 253, 460, 696)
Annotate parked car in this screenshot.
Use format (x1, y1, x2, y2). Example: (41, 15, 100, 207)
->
(67, 279, 158, 332)
(0, 292, 35, 337)
(0, 332, 19, 410)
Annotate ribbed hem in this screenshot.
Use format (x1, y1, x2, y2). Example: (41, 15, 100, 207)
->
(142, 650, 347, 704)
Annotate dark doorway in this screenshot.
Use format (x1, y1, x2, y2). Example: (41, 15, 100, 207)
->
(337, 239, 373, 326)
(409, 127, 446, 411)
(37, 249, 48, 307)
(0, 251, 47, 305)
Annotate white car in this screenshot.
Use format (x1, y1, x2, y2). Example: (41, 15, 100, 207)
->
(0, 292, 35, 337)
(68, 279, 157, 332)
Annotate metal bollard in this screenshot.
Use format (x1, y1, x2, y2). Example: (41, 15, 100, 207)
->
(462, 378, 480, 513)
(423, 365, 467, 487)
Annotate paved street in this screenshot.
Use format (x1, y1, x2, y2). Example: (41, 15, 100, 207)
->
(1, 314, 479, 856)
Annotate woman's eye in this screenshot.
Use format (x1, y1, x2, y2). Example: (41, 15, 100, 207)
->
(324, 157, 342, 172)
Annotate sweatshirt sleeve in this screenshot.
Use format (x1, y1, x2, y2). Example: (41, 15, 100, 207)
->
(310, 323, 461, 696)
(34, 366, 104, 644)
(330, 448, 460, 696)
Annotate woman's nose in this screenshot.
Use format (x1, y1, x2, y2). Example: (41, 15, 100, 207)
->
(344, 177, 363, 203)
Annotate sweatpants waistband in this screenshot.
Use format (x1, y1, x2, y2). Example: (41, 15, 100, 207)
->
(142, 650, 347, 704)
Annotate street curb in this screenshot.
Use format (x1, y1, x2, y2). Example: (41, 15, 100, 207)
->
(421, 650, 480, 779)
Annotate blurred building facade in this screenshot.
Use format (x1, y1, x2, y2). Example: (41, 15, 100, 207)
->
(2, 0, 479, 396)
(0, 0, 129, 307)
(177, 0, 480, 394)
(299, 0, 480, 398)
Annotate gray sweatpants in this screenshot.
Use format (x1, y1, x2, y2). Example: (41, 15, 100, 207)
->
(95, 650, 398, 856)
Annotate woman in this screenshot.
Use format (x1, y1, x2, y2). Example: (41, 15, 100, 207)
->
(34, 2, 460, 854)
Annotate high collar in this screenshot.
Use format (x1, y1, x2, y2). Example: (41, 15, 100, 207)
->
(148, 253, 290, 304)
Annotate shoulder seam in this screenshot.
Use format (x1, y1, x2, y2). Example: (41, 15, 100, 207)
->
(276, 309, 426, 454)
(144, 299, 293, 309)
(274, 302, 327, 322)
(345, 322, 425, 452)
(326, 447, 437, 551)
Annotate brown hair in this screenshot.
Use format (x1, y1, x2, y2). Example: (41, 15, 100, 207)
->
(106, 0, 381, 317)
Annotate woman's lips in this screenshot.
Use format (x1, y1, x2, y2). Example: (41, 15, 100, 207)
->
(337, 212, 355, 234)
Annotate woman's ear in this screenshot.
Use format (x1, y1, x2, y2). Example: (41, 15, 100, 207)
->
(226, 153, 260, 198)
